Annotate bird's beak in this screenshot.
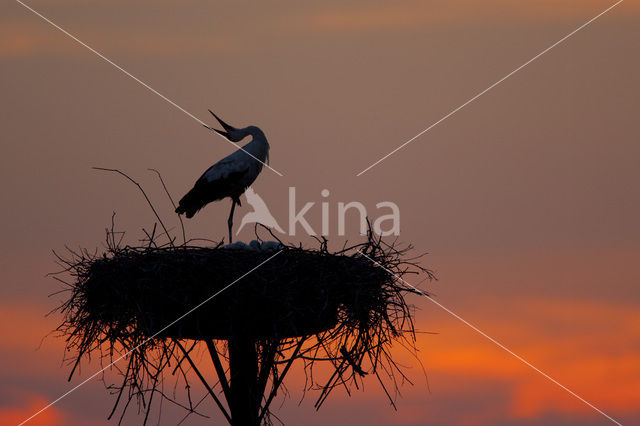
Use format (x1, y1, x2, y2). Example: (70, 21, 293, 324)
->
(204, 109, 238, 141)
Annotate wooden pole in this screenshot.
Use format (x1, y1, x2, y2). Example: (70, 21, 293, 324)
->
(228, 332, 259, 426)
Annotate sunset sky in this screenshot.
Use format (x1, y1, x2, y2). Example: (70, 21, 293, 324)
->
(1, 1, 639, 425)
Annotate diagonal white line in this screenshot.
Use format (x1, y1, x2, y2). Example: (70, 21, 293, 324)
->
(358, 251, 623, 426)
(356, 0, 624, 176)
(19, 249, 283, 426)
(15, 0, 284, 177)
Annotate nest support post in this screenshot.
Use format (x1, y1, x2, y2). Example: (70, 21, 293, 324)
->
(229, 331, 260, 426)
(178, 335, 265, 426)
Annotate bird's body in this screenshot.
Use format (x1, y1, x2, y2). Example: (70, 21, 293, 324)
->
(176, 112, 270, 242)
(176, 126, 269, 218)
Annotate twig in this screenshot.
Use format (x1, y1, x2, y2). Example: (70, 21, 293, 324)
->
(148, 168, 186, 246)
(259, 338, 306, 423)
(92, 167, 173, 247)
(174, 340, 232, 424)
(206, 340, 232, 407)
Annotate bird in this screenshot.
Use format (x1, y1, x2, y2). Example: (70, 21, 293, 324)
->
(176, 110, 270, 243)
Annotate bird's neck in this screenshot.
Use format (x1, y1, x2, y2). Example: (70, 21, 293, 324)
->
(239, 127, 267, 147)
(240, 127, 270, 163)
(243, 126, 267, 143)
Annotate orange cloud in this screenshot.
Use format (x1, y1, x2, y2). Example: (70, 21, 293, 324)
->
(0, 302, 61, 353)
(0, 393, 65, 426)
(406, 297, 640, 420)
(0, 23, 236, 57)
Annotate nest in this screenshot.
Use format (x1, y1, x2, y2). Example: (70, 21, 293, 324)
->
(80, 243, 393, 341)
(52, 170, 435, 425)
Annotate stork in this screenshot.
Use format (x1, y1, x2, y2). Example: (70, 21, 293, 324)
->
(176, 110, 270, 243)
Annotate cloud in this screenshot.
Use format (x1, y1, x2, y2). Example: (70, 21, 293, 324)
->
(299, 0, 638, 34)
(0, 23, 237, 57)
(407, 298, 640, 421)
(5, 1, 637, 57)
(0, 392, 65, 426)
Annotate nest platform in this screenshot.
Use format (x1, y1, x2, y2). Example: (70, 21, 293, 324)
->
(83, 244, 387, 340)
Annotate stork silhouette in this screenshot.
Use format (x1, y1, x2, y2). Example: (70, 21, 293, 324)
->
(176, 110, 270, 243)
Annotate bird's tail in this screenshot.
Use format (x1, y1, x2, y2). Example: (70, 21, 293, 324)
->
(176, 187, 205, 218)
(176, 180, 232, 218)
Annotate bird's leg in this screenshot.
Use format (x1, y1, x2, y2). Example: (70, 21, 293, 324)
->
(228, 199, 237, 244)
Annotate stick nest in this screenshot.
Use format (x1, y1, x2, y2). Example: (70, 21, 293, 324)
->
(77, 241, 397, 341)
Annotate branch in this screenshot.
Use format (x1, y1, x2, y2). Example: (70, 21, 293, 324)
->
(93, 167, 173, 247)
(206, 340, 232, 407)
(148, 168, 186, 246)
(174, 340, 232, 424)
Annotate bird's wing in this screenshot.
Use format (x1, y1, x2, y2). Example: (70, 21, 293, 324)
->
(198, 154, 250, 184)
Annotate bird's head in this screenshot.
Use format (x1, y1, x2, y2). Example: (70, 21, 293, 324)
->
(204, 110, 246, 142)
